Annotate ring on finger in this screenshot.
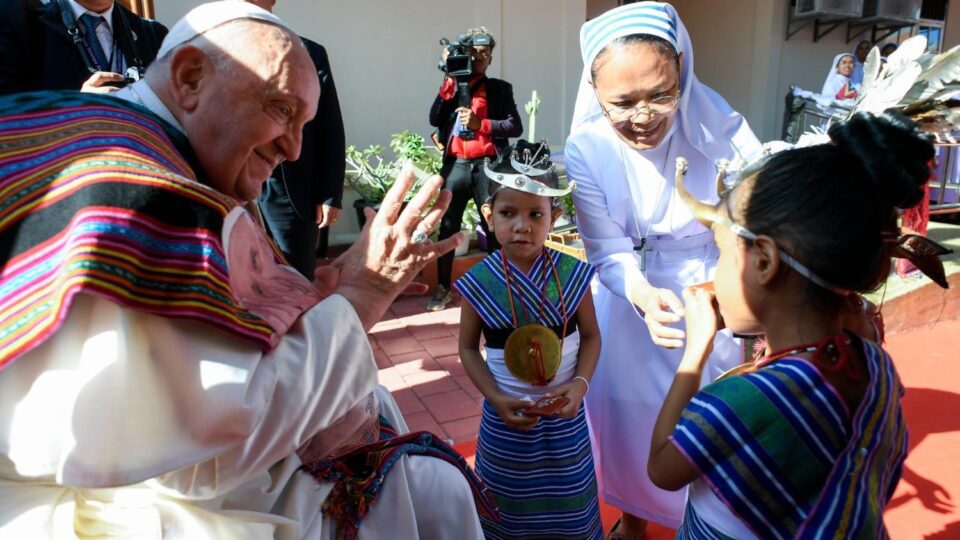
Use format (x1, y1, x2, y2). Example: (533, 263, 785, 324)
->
(411, 229, 429, 244)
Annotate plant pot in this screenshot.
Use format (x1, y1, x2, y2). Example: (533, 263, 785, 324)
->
(455, 236, 470, 256)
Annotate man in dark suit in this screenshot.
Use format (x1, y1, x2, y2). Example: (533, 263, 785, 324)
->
(427, 26, 522, 311)
(246, 0, 346, 279)
(0, 0, 167, 95)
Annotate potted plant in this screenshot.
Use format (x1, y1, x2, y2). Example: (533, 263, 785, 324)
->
(345, 131, 442, 228)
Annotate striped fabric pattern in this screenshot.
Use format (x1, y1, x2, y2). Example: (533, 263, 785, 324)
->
(579, 2, 677, 65)
(675, 502, 734, 540)
(475, 400, 603, 539)
(0, 92, 278, 370)
(454, 249, 595, 330)
(671, 340, 907, 539)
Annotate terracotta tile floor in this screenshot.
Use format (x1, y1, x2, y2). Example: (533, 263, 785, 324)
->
(372, 295, 480, 443)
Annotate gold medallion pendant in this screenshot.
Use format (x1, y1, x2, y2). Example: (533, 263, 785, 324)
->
(504, 323, 561, 386)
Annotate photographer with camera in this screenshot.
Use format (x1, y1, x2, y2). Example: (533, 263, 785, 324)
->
(0, 0, 167, 95)
(427, 26, 522, 312)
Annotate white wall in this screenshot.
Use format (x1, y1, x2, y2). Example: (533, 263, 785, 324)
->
(154, 1, 585, 241)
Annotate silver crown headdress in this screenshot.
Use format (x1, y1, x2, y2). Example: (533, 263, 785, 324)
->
(483, 140, 576, 197)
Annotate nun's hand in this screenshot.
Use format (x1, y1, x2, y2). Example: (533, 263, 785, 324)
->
(631, 284, 686, 349)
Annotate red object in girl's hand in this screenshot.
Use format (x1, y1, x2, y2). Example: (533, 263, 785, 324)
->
(521, 395, 570, 417)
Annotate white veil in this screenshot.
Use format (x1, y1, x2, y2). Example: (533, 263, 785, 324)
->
(569, 2, 757, 164)
(821, 52, 855, 97)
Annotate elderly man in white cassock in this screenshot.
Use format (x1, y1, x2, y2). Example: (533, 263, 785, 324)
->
(0, 2, 493, 538)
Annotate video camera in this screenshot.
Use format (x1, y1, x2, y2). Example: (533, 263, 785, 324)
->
(437, 32, 492, 141)
(437, 33, 492, 76)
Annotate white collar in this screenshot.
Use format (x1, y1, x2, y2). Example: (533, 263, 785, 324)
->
(67, 0, 115, 32)
(114, 80, 186, 134)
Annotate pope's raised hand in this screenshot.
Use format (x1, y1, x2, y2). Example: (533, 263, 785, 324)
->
(331, 164, 464, 330)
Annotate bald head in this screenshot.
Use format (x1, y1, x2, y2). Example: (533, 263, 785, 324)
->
(147, 18, 319, 202)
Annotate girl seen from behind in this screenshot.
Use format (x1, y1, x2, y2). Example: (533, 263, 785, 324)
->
(648, 111, 934, 538)
(456, 140, 603, 539)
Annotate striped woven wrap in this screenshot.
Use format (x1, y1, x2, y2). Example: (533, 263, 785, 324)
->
(0, 91, 278, 370)
(672, 339, 908, 539)
(454, 248, 595, 330)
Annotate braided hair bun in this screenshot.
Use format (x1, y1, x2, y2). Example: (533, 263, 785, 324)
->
(828, 111, 934, 211)
(738, 111, 934, 304)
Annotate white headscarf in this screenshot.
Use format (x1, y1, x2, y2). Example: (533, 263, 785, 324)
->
(570, 2, 757, 165)
(821, 52, 856, 98)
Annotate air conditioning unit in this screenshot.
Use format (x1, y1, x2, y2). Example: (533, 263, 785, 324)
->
(794, 0, 864, 18)
(860, 0, 921, 23)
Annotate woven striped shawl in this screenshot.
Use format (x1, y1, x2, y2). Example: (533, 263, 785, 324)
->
(672, 339, 908, 539)
(0, 91, 280, 370)
(454, 248, 595, 330)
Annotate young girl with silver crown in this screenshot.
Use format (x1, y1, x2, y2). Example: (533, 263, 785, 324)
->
(455, 139, 603, 539)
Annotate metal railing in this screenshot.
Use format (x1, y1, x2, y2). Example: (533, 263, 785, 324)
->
(782, 86, 959, 215)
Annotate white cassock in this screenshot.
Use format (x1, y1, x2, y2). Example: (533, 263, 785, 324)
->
(0, 292, 483, 539)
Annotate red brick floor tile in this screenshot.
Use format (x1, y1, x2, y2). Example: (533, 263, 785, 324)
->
(391, 387, 425, 415)
(369, 318, 403, 333)
(370, 326, 413, 342)
(392, 353, 441, 375)
(377, 366, 407, 392)
(428, 306, 463, 325)
(375, 335, 425, 355)
(435, 354, 467, 377)
(420, 336, 459, 358)
(389, 297, 428, 317)
(405, 371, 460, 398)
(453, 375, 484, 399)
(403, 410, 446, 439)
(372, 348, 392, 370)
(406, 322, 455, 341)
(421, 389, 482, 423)
(441, 415, 482, 444)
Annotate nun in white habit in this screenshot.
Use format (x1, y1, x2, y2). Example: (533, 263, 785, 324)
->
(564, 2, 760, 534)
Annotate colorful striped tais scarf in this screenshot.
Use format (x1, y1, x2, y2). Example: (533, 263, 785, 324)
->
(672, 338, 908, 539)
(454, 248, 595, 332)
(301, 416, 501, 540)
(0, 91, 295, 370)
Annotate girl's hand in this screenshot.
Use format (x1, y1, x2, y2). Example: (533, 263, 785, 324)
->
(679, 287, 720, 370)
(490, 395, 540, 431)
(633, 286, 686, 349)
(545, 379, 588, 419)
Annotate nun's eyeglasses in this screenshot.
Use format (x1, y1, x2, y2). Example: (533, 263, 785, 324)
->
(599, 94, 680, 122)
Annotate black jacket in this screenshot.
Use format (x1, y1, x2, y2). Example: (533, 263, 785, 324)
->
(429, 76, 522, 176)
(0, 0, 167, 95)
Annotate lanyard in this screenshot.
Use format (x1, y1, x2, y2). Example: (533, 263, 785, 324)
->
(55, 0, 121, 74)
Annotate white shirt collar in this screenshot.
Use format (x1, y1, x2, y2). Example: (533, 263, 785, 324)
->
(67, 0, 115, 33)
(114, 80, 186, 134)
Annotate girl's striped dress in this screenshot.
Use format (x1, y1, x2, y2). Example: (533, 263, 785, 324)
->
(672, 338, 908, 539)
(455, 248, 603, 539)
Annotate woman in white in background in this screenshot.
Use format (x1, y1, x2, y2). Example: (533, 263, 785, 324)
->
(821, 53, 860, 101)
(564, 2, 760, 537)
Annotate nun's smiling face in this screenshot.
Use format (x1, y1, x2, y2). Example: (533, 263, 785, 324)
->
(836, 54, 855, 77)
(592, 42, 682, 151)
